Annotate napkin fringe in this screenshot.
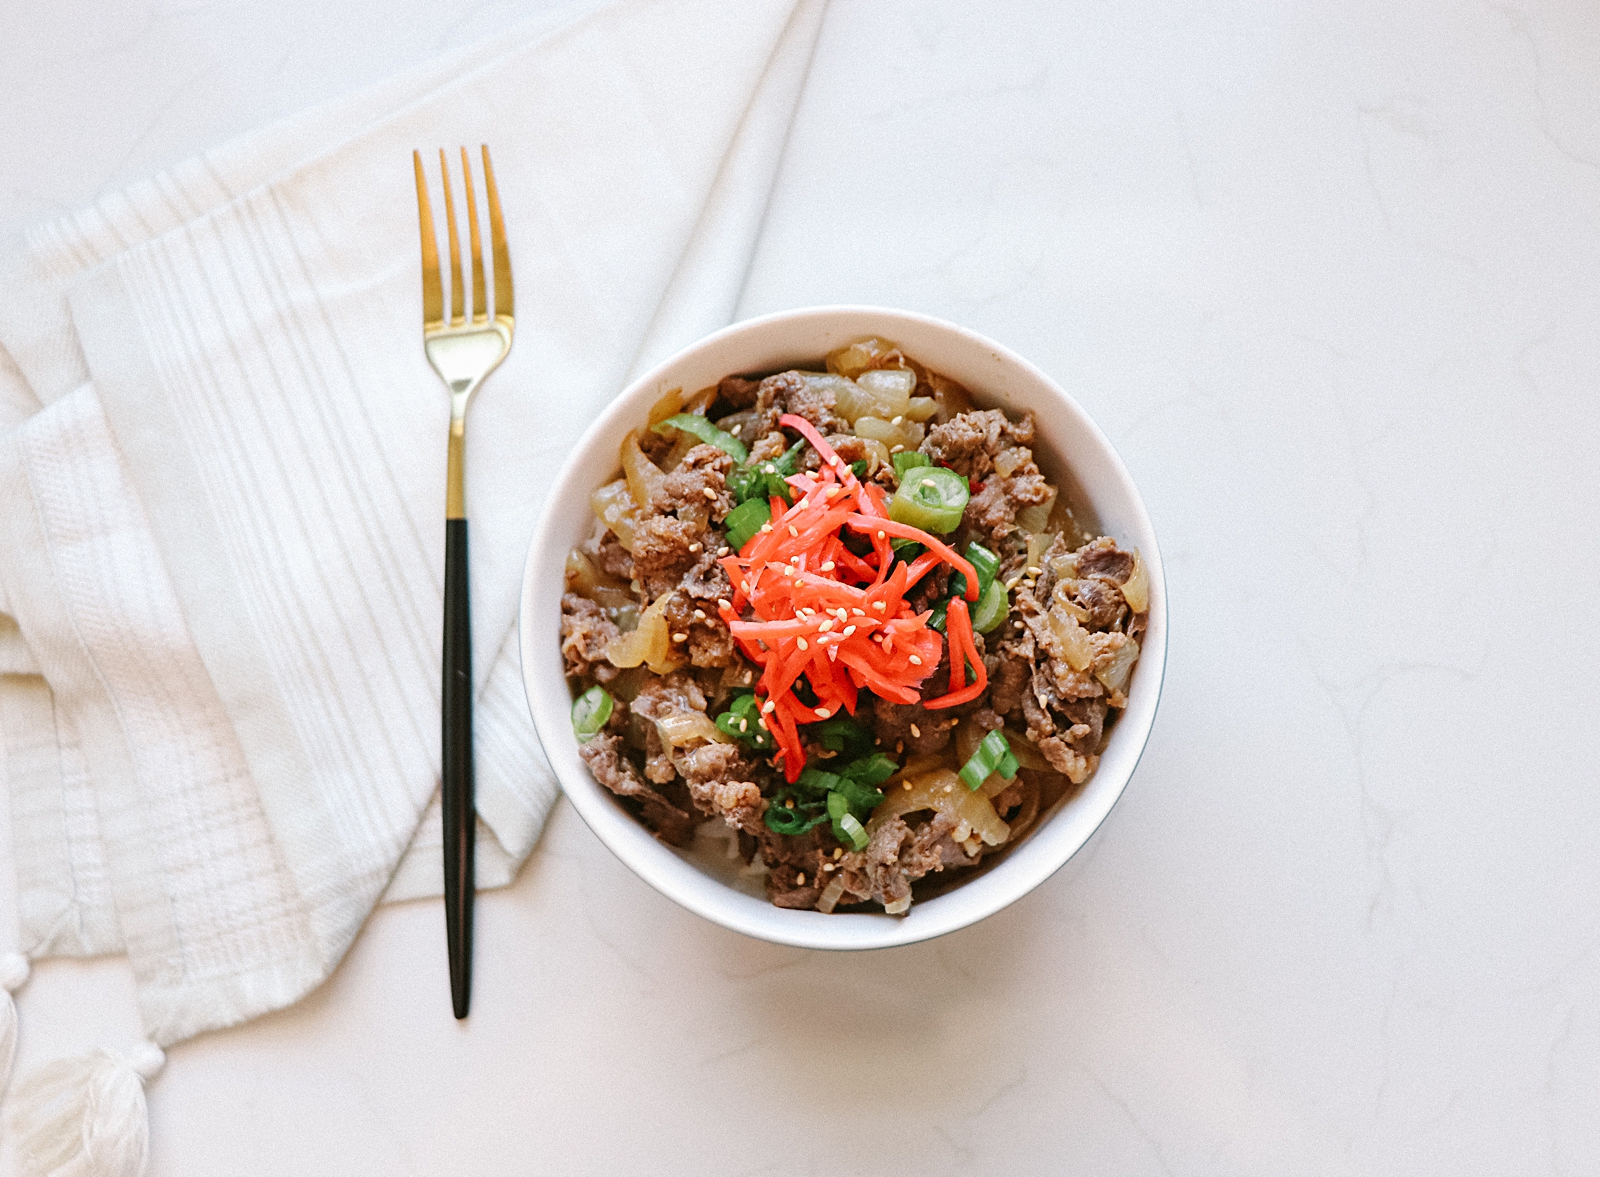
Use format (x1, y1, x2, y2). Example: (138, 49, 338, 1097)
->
(6, 1035, 165, 1177)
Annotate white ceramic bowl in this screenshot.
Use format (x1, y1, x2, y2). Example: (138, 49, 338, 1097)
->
(520, 306, 1165, 950)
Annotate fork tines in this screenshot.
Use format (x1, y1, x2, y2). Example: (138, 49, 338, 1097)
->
(411, 145, 514, 331)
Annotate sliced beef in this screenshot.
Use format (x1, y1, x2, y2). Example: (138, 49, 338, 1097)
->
(589, 528, 635, 582)
(630, 673, 708, 784)
(838, 812, 979, 913)
(653, 443, 733, 518)
(579, 733, 696, 845)
(871, 699, 956, 757)
(758, 823, 834, 909)
(559, 593, 620, 683)
(663, 590, 737, 668)
(919, 408, 1036, 481)
(677, 742, 767, 834)
(751, 370, 848, 438)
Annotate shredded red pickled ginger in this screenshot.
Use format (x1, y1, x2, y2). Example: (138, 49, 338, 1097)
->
(716, 414, 984, 780)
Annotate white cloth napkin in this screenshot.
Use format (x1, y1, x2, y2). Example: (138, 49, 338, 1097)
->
(0, 0, 825, 1048)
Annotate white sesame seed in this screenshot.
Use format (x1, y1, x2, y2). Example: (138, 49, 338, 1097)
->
(820, 560, 836, 572)
(833, 847, 843, 859)
(764, 464, 776, 474)
(796, 872, 806, 885)
(824, 487, 839, 499)
(782, 566, 794, 577)
(757, 716, 768, 730)
(843, 625, 856, 636)
(797, 638, 809, 650)
(761, 523, 773, 533)
(852, 608, 865, 616)
(672, 632, 688, 642)
(828, 455, 841, 467)
(762, 700, 776, 714)
(729, 424, 742, 436)
(910, 724, 921, 737)
(739, 718, 749, 732)
(693, 609, 706, 620)
(822, 862, 835, 872)
(814, 708, 830, 718)
(819, 620, 833, 632)
(1027, 566, 1041, 576)
(688, 542, 701, 553)
(891, 416, 904, 425)
(902, 780, 912, 791)
(909, 654, 923, 665)
(877, 530, 886, 539)
(872, 602, 886, 611)
(789, 525, 799, 537)
(702, 486, 717, 500)
(718, 598, 731, 609)
(718, 546, 730, 556)
(891, 445, 905, 453)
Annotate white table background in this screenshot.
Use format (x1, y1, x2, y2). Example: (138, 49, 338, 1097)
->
(4, 0, 1598, 1173)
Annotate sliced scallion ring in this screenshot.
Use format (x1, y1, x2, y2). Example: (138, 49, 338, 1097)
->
(970, 578, 1009, 634)
(888, 465, 968, 534)
(722, 497, 771, 550)
(836, 811, 869, 852)
(571, 685, 614, 742)
(958, 729, 1013, 790)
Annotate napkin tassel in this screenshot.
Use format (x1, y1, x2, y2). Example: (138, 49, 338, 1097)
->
(6, 1027, 165, 1177)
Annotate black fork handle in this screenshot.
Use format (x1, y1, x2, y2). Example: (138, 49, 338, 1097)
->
(443, 516, 474, 1019)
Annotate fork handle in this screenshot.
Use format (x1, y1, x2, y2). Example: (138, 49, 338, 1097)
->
(443, 514, 474, 1019)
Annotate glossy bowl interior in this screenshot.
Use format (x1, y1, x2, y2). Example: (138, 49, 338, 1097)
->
(520, 306, 1165, 950)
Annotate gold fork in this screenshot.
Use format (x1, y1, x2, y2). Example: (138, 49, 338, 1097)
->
(412, 145, 514, 1020)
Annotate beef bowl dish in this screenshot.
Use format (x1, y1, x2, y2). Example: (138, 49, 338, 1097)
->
(523, 307, 1164, 949)
(552, 326, 1154, 921)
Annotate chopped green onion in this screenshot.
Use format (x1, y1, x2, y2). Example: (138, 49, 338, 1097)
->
(772, 438, 808, 475)
(959, 729, 1014, 790)
(835, 777, 886, 813)
(728, 439, 806, 505)
(652, 413, 749, 463)
(996, 750, 1019, 779)
(967, 543, 1000, 592)
(891, 450, 931, 480)
(888, 465, 968, 534)
(723, 498, 771, 550)
(815, 715, 875, 758)
(826, 791, 870, 850)
(948, 542, 1000, 600)
(840, 752, 898, 788)
(837, 811, 869, 852)
(929, 600, 947, 633)
(849, 459, 868, 479)
(571, 685, 614, 742)
(796, 765, 841, 798)
(765, 792, 829, 836)
(970, 578, 1010, 634)
(716, 692, 773, 750)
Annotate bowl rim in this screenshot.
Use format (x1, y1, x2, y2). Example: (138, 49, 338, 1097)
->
(520, 304, 1165, 950)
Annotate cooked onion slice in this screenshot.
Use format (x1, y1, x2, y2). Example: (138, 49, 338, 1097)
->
(1120, 550, 1149, 613)
(871, 768, 1009, 847)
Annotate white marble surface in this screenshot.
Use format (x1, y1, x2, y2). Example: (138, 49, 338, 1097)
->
(4, 0, 1599, 1173)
